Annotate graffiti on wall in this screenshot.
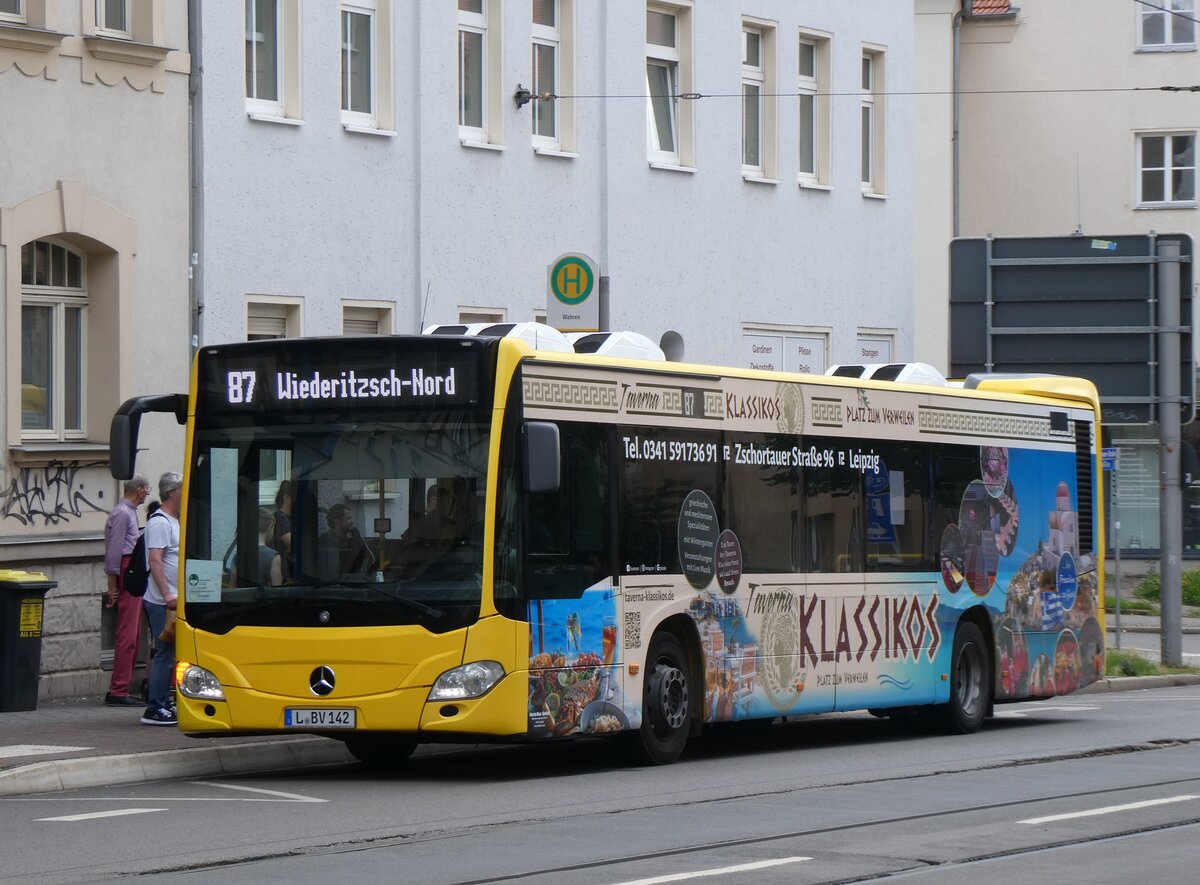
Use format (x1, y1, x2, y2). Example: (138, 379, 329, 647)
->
(2, 461, 108, 526)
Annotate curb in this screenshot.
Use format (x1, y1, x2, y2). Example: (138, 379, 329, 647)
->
(1079, 673, 1200, 693)
(0, 736, 353, 798)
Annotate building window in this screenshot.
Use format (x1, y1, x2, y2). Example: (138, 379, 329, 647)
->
(646, 3, 692, 168)
(742, 27, 763, 173)
(96, 0, 130, 37)
(0, 0, 25, 24)
(247, 298, 302, 340)
(342, 303, 393, 335)
(532, 0, 573, 151)
(459, 307, 506, 324)
(861, 46, 886, 195)
(246, 2, 303, 121)
(459, 0, 502, 145)
(1139, 0, 1196, 50)
(1138, 132, 1197, 206)
(20, 240, 86, 440)
(341, 3, 375, 125)
(246, 0, 280, 106)
(798, 29, 832, 186)
(741, 18, 777, 181)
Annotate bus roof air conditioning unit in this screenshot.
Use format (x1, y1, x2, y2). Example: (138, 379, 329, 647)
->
(566, 331, 666, 361)
(423, 322, 574, 353)
(825, 364, 875, 378)
(868, 363, 948, 386)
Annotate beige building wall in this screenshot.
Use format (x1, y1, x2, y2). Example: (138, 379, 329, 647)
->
(959, 1, 1197, 240)
(0, 2, 190, 699)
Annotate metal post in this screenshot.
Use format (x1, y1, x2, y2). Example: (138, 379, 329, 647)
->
(1158, 239, 1183, 667)
(1113, 467, 1121, 651)
(599, 275, 610, 333)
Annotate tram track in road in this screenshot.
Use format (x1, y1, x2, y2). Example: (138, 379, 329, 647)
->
(153, 743, 1200, 885)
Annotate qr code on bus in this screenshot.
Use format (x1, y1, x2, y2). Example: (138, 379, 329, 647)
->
(624, 611, 641, 650)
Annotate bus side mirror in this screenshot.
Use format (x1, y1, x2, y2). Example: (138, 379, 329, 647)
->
(521, 421, 560, 494)
(109, 394, 188, 480)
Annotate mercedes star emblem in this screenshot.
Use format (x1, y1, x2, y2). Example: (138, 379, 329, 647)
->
(309, 666, 336, 696)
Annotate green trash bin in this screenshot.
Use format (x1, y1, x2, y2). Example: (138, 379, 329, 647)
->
(0, 570, 57, 712)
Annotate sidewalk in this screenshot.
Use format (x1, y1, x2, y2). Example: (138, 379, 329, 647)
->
(4, 617, 1200, 798)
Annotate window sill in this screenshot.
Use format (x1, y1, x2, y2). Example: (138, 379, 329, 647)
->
(534, 147, 580, 159)
(742, 174, 781, 186)
(249, 112, 304, 126)
(798, 179, 833, 191)
(1136, 45, 1196, 53)
(343, 123, 397, 137)
(0, 22, 67, 53)
(82, 34, 172, 67)
(1136, 202, 1198, 210)
(9, 441, 110, 465)
(461, 139, 506, 151)
(649, 161, 697, 174)
(861, 190, 889, 200)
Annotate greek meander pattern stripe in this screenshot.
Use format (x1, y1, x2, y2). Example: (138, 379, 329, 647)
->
(919, 406, 1052, 442)
(523, 377, 620, 411)
(705, 391, 725, 417)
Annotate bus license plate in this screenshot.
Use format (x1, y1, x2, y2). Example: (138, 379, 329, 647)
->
(284, 708, 356, 728)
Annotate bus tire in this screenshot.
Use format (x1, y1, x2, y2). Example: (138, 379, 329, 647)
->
(933, 621, 990, 734)
(633, 632, 692, 765)
(344, 734, 417, 768)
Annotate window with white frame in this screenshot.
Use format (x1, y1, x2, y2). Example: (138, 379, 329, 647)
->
(646, 6, 680, 163)
(20, 240, 86, 440)
(246, 0, 281, 107)
(860, 46, 886, 194)
(532, 0, 562, 148)
(96, 0, 130, 37)
(1138, 0, 1196, 50)
(742, 27, 764, 173)
(458, 0, 502, 145)
(1137, 132, 1196, 206)
(247, 298, 302, 340)
(741, 18, 777, 180)
(0, 0, 25, 24)
(341, 3, 375, 126)
(798, 29, 832, 186)
(246, 1, 303, 121)
(342, 303, 393, 335)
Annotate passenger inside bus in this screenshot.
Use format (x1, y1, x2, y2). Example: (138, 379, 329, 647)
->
(392, 478, 477, 580)
(317, 503, 376, 579)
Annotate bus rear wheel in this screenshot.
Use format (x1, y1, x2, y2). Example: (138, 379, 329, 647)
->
(343, 734, 417, 768)
(933, 621, 990, 734)
(632, 632, 691, 765)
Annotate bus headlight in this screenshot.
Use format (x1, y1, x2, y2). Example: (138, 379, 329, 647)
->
(176, 663, 226, 701)
(429, 661, 505, 700)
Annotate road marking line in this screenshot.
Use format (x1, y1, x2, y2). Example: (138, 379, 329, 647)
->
(192, 781, 327, 802)
(994, 705, 1100, 718)
(0, 744, 92, 759)
(1019, 794, 1200, 825)
(36, 808, 166, 822)
(608, 856, 812, 885)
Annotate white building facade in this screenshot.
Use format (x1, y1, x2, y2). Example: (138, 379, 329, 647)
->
(198, 1, 916, 372)
(0, 1, 191, 698)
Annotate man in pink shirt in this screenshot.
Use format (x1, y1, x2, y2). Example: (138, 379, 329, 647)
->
(103, 474, 150, 706)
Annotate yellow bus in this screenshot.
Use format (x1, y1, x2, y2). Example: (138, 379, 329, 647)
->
(110, 324, 1104, 765)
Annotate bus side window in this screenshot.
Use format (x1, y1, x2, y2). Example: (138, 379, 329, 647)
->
(525, 423, 612, 599)
(803, 443, 863, 573)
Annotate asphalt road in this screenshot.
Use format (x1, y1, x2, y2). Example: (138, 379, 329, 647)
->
(3, 687, 1200, 884)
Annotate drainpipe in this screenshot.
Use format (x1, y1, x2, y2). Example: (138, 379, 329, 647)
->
(187, 0, 203, 351)
(952, 4, 963, 238)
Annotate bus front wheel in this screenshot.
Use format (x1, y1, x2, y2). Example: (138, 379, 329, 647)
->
(632, 632, 692, 765)
(344, 734, 417, 768)
(933, 621, 990, 734)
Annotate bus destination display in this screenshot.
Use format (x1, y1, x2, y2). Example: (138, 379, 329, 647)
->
(199, 347, 483, 414)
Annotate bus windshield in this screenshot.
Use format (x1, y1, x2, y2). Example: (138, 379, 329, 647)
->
(184, 410, 490, 634)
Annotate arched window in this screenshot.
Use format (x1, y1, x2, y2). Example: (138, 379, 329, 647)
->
(20, 238, 87, 440)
